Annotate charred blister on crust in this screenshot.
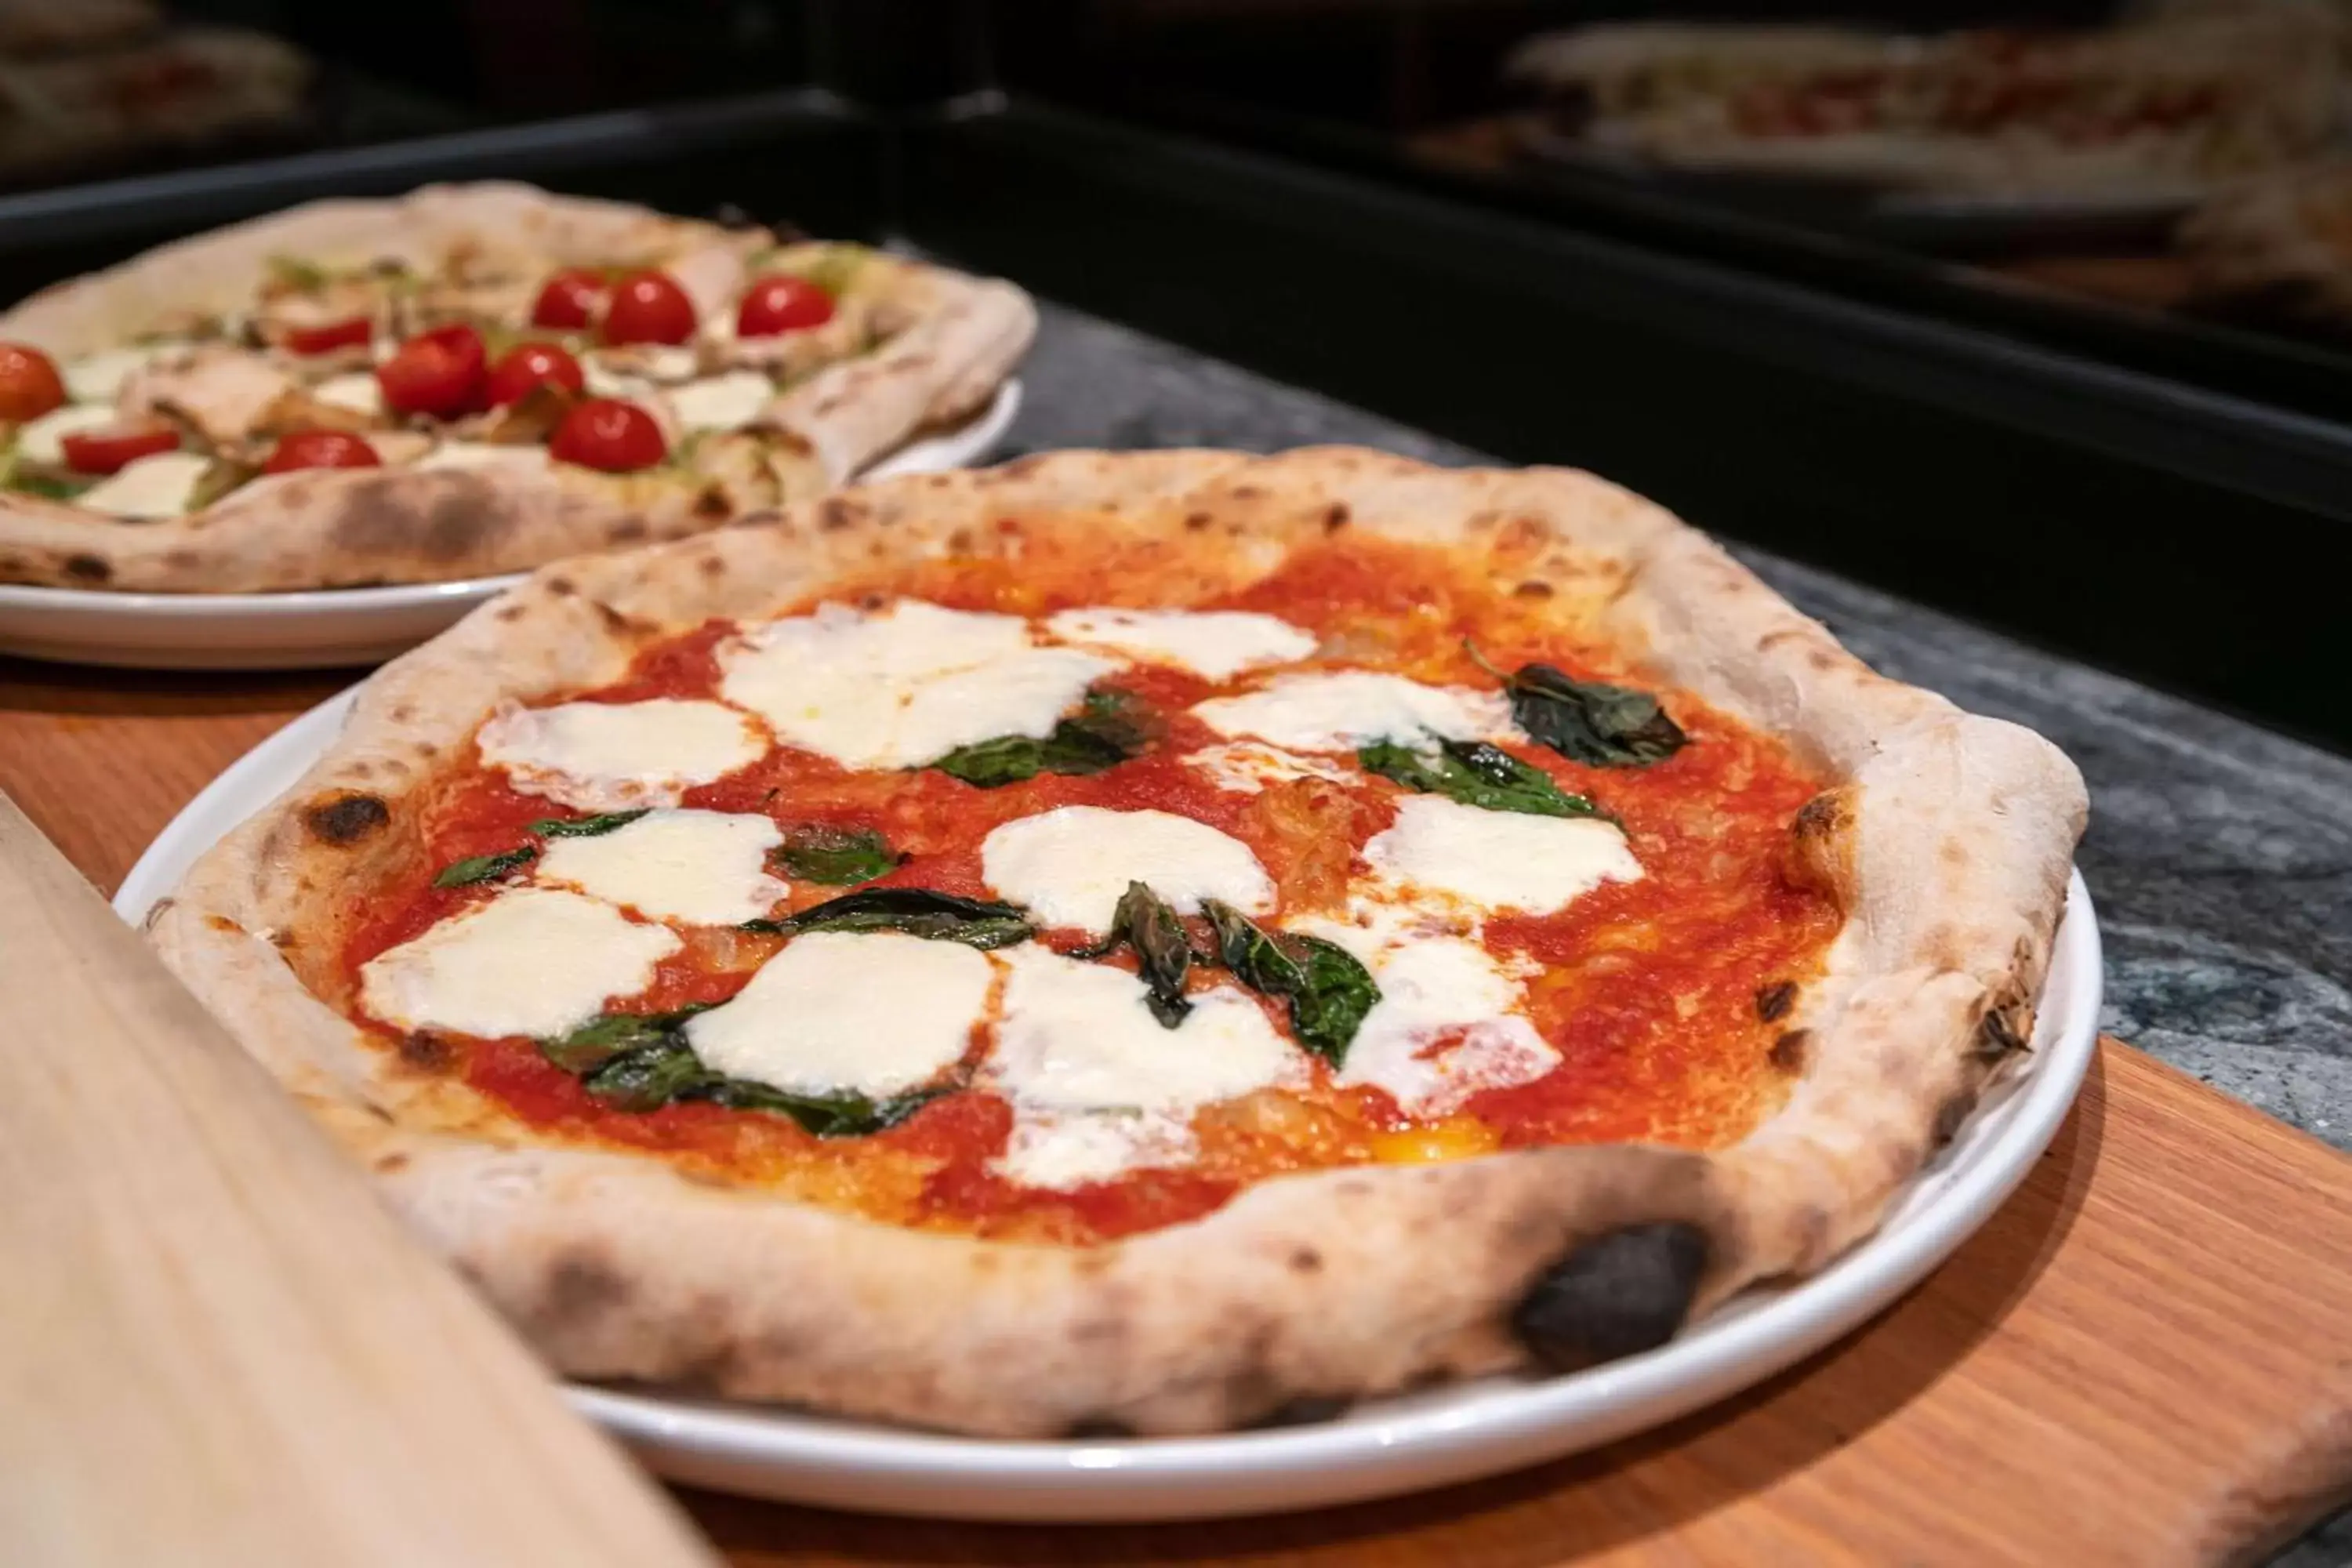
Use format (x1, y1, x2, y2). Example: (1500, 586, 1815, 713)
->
(301, 791, 390, 845)
(1755, 981, 1798, 1022)
(1514, 579, 1555, 600)
(1249, 1394, 1352, 1429)
(63, 553, 111, 583)
(1062, 1415, 1137, 1439)
(395, 1032, 456, 1073)
(533, 1247, 633, 1335)
(1512, 1221, 1711, 1371)
(1769, 1029, 1811, 1073)
(1321, 503, 1350, 532)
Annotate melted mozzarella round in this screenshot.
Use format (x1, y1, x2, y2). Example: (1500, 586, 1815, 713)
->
(1191, 670, 1511, 753)
(1044, 608, 1316, 681)
(359, 888, 680, 1040)
(76, 452, 213, 518)
(1181, 740, 1354, 795)
(476, 699, 766, 812)
(981, 806, 1274, 935)
(667, 369, 774, 432)
(13, 403, 120, 466)
(993, 1109, 1197, 1191)
(1365, 795, 1642, 914)
(65, 344, 180, 405)
(311, 372, 383, 416)
(535, 809, 786, 926)
(715, 601, 1117, 771)
(686, 931, 990, 1098)
(416, 442, 550, 472)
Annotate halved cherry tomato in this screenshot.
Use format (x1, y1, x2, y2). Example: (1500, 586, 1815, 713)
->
(376, 323, 487, 419)
(549, 398, 666, 472)
(0, 342, 67, 422)
(281, 316, 373, 356)
(735, 275, 835, 337)
(60, 421, 179, 475)
(600, 270, 696, 346)
(485, 341, 586, 407)
(531, 268, 606, 331)
(264, 429, 381, 474)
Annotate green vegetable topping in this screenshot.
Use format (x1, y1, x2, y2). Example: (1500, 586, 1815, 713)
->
(930, 689, 1153, 788)
(432, 846, 538, 888)
(1201, 902, 1380, 1067)
(746, 887, 1034, 949)
(528, 810, 651, 838)
(767, 242, 870, 297)
(540, 1008, 948, 1134)
(264, 254, 330, 293)
(1358, 738, 1607, 819)
(1468, 642, 1687, 768)
(4, 470, 96, 503)
(1072, 882, 1197, 1029)
(774, 824, 899, 886)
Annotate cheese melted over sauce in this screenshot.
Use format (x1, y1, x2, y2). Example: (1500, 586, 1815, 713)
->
(336, 528, 1844, 1245)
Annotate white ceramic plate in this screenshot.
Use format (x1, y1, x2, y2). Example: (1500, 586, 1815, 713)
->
(0, 379, 1021, 672)
(116, 692, 2100, 1523)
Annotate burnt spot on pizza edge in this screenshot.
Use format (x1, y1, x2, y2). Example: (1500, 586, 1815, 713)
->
(1183, 509, 1213, 532)
(544, 575, 577, 597)
(818, 498, 861, 532)
(1513, 579, 1555, 600)
(302, 791, 390, 845)
(691, 488, 731, 522)
(1062, 1415, 1138, 1440)
(1511, 1221, 1711, 1373)
(394, 1032, 456, 1073)
(1249, 1394, 1352, 1430)
(1287, 1246, 1323, 1275)
(1769, 1029, 1812, 1073)
(1755, 981, 1798, 1022)
(373, 1151, 411, 1174)
(1321, 503, 1350, 532)
(535, 1247, 633, 1333)
(1791, 791, 1849, 844)
(203, 913, 243, 936)
(62, 553, 111, 583)
(608, 516, 649, 543)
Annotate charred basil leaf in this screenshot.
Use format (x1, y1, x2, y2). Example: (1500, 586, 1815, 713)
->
(1468, 644, 1686, 768)
(775, 824, 899, 885)
(930, 689, 1153, 788)
(1202, 902, 1379, 1066)
(1359, 738, 1606, 820)
(693, 1080, 946, 1138)
(746, 887, 1034, 949)
(432, 845, 538, 887)
(539, 1005, 714, 1074)
(579, 1038, 715, 1112)
(529, 809, 650, 838)
(1073, 881, 1196, 1028)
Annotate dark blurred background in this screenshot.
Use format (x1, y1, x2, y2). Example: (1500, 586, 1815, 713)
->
(3, 0, 2347, 746)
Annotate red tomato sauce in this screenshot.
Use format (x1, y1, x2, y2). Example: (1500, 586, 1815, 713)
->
(336, 528, 1843, 1244)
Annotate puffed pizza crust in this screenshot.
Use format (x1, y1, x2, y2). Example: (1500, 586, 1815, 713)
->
(0, 182, 1034, 593)
(148, 448, 2086, 1438)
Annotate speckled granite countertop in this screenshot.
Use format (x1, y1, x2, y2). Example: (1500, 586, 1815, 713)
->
(1001, 300, 2352, 1564)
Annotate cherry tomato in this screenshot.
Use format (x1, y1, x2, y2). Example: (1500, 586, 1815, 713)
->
(735, 274, 836, 337)
(376, 323, 487, 419)
(549, 398, 666, 472)
(600, 270, 696, 346)
(0, 342, 68, 423)
(60, 421, 179, 475)
(485, 341, 586, 407)
(281, 316, 373, 356)
(531, 268, 606, 331)
(264, 429, 381, 474)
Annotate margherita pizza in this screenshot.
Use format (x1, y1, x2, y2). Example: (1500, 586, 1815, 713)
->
(151, 449, 2085, 1437)
(0, 183, 1033, 592)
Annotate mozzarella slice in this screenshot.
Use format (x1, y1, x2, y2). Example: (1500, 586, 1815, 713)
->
(994, 1109, 1197, 1191)
(312, 372, 383, 416)
(74, 452, 213, 519)
(1191, 671, 1512, 753)
(981, 806, 1274, 935)
(667, 369, 774, 432)
(715, 600, 1117, 771)
(1182, 740, 1354, 795)
(583, 359, 654, 401)
(64, 343, 178, 405)
(1308, 922, 1560, 1118)
(359, 888, 680, 1040)
(416, 442, 549, 472)
(686, 931, 989, 1098)
(1365, 795, 1642, 914)
(476, 699, 766, 812)
(535, 809, 786, 926)
(11, 404, 118, 466)
(1044, 608, 1316, 681)
(990, 946, 1300, 1110)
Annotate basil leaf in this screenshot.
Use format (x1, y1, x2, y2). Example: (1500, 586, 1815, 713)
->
(5, 470, 96, 503)
(766, 242, 869, 297)
(539, 1005, 714, 1073)
(265, 253, 330, 293)
(775, 824, 898, 885)
(433, 845, 538, 887)
(1073, 881, 1196, 1029)
(1202, 902, 1379, 1067)
(1467, 644, 1686, 768)
(750, 887, 1034, 949)
(931, 688, 1152, 788)
(530, 810, 650, 838)
(187, 459, 259, 513)
(581, 1038, 717, 1112)
(693, 1080, 946, 1138)
(1359, 738, 1606, 819)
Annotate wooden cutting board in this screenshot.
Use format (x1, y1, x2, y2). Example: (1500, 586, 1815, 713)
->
(5, 657, 2350, 1568)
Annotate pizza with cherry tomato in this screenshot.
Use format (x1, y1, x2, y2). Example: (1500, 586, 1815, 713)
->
(0, 182, 1032, 592)
(151, 449, 2083, 1438)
